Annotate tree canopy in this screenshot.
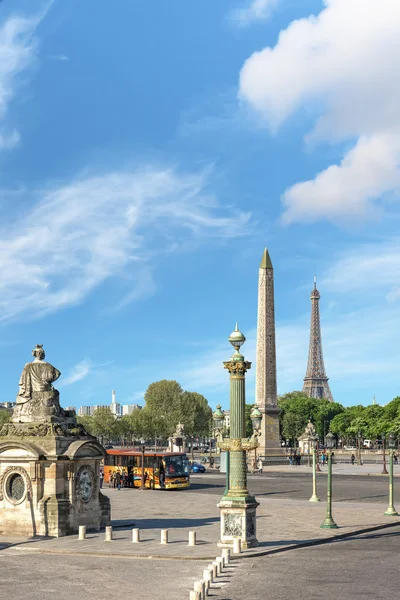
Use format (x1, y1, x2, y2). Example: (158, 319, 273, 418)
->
(278, 391, 344, 443)
(77, 380, 212, 445)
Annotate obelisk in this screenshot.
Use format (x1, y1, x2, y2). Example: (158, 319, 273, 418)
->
(255, 248, 281, 456)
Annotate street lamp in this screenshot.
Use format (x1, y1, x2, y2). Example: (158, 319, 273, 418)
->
(315, 434, 321, 472)
(384, 432, 398, 516)
(140, 439, 146, 490)
(212, 404, 225, 468)
(250, 405, 262, 471)
(216, 324, 260, 549)
(382, 433, 388, 475)
(357, 431, 363, 466)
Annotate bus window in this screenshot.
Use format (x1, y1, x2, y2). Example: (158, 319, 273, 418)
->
(165, 455, 189, 477)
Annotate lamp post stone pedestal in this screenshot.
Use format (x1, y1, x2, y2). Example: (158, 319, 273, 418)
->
(216, 325, 260, 549)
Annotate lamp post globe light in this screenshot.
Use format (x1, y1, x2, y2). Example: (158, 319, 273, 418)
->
(216, 324, 260, 549)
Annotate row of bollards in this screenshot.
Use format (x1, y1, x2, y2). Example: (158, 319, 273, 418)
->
(78, 525, 199, 544)
(190, 549, 232, 599)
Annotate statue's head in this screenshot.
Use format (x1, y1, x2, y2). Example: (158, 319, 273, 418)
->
(32, 344, 45, 361)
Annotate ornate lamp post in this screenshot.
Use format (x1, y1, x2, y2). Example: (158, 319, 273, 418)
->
(357, 431, 363, 466)
(214, 405, 230, 495)
(309, 436, 320, 503)
(320, 450, 338, 529)
(140, 439, 146, 490)
(315, 434, 321, 472)
(216, 324, 261, 549)
(384, 432, 398, 516)
(382, 434, 388, 475)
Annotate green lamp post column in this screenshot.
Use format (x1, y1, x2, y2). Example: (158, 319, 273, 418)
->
(384, 433, 398, 517)
(320, 451, 338, 529)
(216, 324, 261, 549)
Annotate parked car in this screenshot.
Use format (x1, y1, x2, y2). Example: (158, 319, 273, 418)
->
(190, 462, 206, 473)
(104, 444, 114, 450)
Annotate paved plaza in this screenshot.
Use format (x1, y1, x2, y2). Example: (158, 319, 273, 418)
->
(1, 470, 400, 599)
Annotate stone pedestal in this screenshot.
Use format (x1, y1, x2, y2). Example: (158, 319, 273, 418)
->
(0, 422, 110, 537)
(217, 496, 259, 549)
(258, 405, 283, 456)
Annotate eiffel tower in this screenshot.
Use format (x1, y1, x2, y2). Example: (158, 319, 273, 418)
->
(302, 277, 333, 402)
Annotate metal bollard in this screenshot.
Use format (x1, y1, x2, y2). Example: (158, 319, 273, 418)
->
(194, 581, 205, 600)
(233, 537, 242, 554)
(78, 525, 86, 540)
(222, 548, 231, 566)
(189, 592, 200, 600)
(161, 529, 169, 544)
(132, 528, 140, 543)
(188, 530, 197, 546)
(203, 568, 213, 586)
(104, 526, 113, 542)
(216, 557, 224, 573)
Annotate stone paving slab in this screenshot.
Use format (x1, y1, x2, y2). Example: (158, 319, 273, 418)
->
(1, 485, 399, 561)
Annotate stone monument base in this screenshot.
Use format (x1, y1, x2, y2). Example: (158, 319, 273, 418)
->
(257, 405, 284, 457)
(0, 424, 110, 537)
(217, 496, 259, 549)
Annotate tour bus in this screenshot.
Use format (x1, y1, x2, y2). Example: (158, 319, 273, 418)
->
(104, 449, 190, 489)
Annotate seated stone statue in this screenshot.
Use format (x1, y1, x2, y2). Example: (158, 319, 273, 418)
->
(13, 344, 64, 423)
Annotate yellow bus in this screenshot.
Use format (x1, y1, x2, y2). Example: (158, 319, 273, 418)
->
(104, 449, 190, 489)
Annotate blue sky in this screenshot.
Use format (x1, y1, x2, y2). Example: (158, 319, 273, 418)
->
(0, 0, 400, 411)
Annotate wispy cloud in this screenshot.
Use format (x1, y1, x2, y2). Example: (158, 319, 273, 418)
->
(0, 166, 252, 322)
(0, 12, 42, 147)
(231, 0, 280, 27)
(61, 359, 92, 386)
(48, 54, 69, 61)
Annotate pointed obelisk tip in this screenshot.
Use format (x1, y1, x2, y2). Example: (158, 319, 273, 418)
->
(235, 321, 239, 331)
(260, 247, 273, 269)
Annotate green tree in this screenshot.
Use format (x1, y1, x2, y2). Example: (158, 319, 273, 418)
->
(278, 390, 344, 443)
(0, 409, 11, 428)
(91, 407, 116, 442)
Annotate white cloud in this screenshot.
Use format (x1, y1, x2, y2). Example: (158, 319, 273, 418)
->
(321, 238, 400, 301)
(239, 0, 400, 223)
(0, 13, 41, 145)
(0, 167, 251, 321)
(231, 0, 280, 27)
(61, 359, 92, 386)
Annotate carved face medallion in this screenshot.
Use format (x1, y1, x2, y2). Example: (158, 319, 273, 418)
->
(76, 466, 95, 503)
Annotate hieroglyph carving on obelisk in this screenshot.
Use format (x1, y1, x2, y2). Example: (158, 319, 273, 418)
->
(255, 248, 281, 454)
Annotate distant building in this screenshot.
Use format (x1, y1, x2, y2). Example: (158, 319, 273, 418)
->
(224, 410, 230, 429)
(110, 402, 121, 417)
(0, 402, 15, 411)
(78, 406, 92, 416)
(92, 405, 107, 414)
(64, 406, 75, 412)
(122, 404, 142, 415)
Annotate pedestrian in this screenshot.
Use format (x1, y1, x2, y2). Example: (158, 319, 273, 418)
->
(257, 457, 263, 474)
(115, 470, 121, 491)
(252, 459, 257, 473)
(394, 453, 398, 465)
(351, 454, 355, 465)
(108, 470, 113, 488)
(289, 454, 294, 466)
(99, 468, 104, 489)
